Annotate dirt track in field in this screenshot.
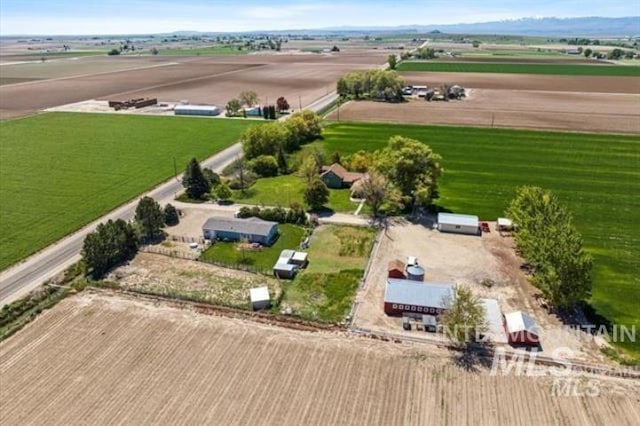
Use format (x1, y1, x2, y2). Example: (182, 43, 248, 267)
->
(1, 293, 639, 425)
(400, 71, 640, 94)
(327, 89, 640, 134)
(0, 53, 385, 119)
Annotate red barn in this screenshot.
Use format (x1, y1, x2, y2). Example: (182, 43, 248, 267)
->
(387, 259, 406, 279)
(383, 279, 455, 316)
(504, 311, 540, 346)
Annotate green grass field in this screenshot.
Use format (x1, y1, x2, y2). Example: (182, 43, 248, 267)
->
(232, 174, 360, 213)
(323, 122, 640, 357)
(0, 113, 253, 271)
(397, 61, 640, 76)
(158, 45, 245, 56)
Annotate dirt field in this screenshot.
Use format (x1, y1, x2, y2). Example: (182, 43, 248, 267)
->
(0, 53, 385, 119)
(327, 90, 640, 134)
(353, 219, 611, 363)
(1, 293, 638, 425)
(400, 71, 640, 93)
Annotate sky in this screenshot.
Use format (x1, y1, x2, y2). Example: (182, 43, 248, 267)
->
(0, 0, 638, 35)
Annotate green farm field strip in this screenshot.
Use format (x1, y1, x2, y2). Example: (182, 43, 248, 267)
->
(0, 113, 253, 271)
(158, 46, 246, 56)
(397, 61, 640, 76)
(323, 122, 640, 356)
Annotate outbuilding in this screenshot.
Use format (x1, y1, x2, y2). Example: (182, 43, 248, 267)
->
(384, 279, 455, 316)
(174, 104, 221, 117)
(497, 217, 513, 232)
(202, 217, 279, 246)
(504, 311, 540, 346)
(273, 263, 297, 279)
(290, 251, 308, 267)
(388, 259, 406, 279)
(437, 213, 479, 236)
(249, 286, 271, 310)
(406, 265, 425, 282)
(481, 298, 508, 344)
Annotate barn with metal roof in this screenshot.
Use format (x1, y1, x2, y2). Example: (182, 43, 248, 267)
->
(383, 279, 455, 316)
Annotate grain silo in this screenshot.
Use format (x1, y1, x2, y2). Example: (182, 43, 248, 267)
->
(406, 265, 425, 282)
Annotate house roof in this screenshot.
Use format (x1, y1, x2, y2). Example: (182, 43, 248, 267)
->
(202, 216, 278, 237)
(321, 163, 364, 184)
(481, 298, 508, 343)
(249, 286, 270, 303)
(384, 279, 455, 309)
(504, 311, 539, 336)
(438, 213, 479, 227)
(388, 259, 406, 272)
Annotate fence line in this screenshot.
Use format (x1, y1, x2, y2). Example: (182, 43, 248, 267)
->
(140, 245, 198, 260)
(169, 235, 205, 244)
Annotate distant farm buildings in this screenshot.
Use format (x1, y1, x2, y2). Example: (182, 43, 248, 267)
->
(174, 104, 221, 117)
(383, 279, 455, 316)
(437, 213, 480, 236)
(202, 217, 279, 246)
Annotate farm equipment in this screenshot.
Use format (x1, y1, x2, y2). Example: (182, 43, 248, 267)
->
(480, 222, 490, 233)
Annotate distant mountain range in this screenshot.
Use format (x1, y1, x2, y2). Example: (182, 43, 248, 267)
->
(318, 17, 640, 37)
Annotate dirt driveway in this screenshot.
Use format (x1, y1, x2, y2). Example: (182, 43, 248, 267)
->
(353, 218, 610, 363)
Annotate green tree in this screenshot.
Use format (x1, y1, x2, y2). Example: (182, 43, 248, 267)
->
(441, 287, 487, 347)
(225, 98, 242, 117)
(216, 181, 232, 201)
(374, 136, 443, 208)
(202, 168, 221, 188)
(331, 151, 341, 165)
(298, 155, 320, 184)
(241, 122, 289, 159)
(164, 203, 179, 226)
(276, 146, 288, 174)
(239, 90, 259, 107)
(135, 196, 164, 240)
(358, 171, 387, 217)
(82, 219, 138, 278)
(387, 54, 397, 70)
(584, 48, 593, 57)
(249, 155, 279, 177)
(304, 177, 330, 210)
(506, 186, 592, 309)
(182, 158, 210, 199)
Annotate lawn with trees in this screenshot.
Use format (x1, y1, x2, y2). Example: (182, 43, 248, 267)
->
(396, 61, 640, 76)
(0, 112, 253, 271)
(322, 122, 640, 357)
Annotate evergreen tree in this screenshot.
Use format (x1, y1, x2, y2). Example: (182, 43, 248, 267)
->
(135, 196, 164, 240)
(164, 203, 179, 226)
(182, 158, 210, 199)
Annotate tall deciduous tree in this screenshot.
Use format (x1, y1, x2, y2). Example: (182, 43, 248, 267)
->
(304, 177, 330, 211)
(216, 181, 232, 201)
(276, 96, 290, 112)
(441, 287, 487, 347)
(182, 158, 210, 199)
(387, 54, 397, 70)
(298, 155, 320, 184)
(225, 98, 242, 117)
(135, 196, 164, 240)
(239, 90, 259, 107)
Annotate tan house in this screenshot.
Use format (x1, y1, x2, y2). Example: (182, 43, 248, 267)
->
(320, 163, 364, 189)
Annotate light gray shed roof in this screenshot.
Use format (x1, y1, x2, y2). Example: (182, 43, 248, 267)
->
(384, 279, 455, 309)
(438, 213, 479, 227)
(175, 104, 220, 112)
(250, 286, 270, 303)
(273, 263, 296, 272)
(202, 216, 278, 237)
(481, 298, 508, 343)
(504, 311, 539, 336)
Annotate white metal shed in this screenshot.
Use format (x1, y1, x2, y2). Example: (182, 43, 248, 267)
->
(437, 213, 479, 235)
(249, 287, 270, 310)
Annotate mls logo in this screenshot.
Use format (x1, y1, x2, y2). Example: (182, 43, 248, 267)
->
(551, 378, 601, 397)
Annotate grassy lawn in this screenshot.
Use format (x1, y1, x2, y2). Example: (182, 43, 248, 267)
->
(323, 122, 640, 357)
(200, 224, 306, 272)
(0, 113, 254, 271)
(232, 174, 360, 213)
(397, 61, 640, 76)
(158, 45, 246, 56)
(279, 225, 376, 323)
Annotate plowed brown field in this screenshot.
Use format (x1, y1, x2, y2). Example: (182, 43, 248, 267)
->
(1, 293, 638, 425)
(327, 89, 640, 134)
(0, 53, 385, 119)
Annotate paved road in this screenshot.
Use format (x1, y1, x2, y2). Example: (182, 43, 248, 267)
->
(0, 91, 339, 306)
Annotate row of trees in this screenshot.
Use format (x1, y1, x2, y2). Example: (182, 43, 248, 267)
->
(507, 186, 592, 309)
(236, 204, 307, 225)
(336, 70, 405, 102)
(182, 158, 233, 201)
(226, 91, 260, 117)
(82, 197, 178, 277)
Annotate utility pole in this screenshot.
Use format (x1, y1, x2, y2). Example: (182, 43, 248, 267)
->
(337, 98, 340, 121)
(299, 95, 302, 111)
(491, 113, 495, 128)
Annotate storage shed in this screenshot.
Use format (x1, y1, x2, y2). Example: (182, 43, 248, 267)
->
(249, 286, 271, 311)
(497, 218, 513, 232)
(273, 263, 297, 279)
(406, 265, 425, 282)
(290, 251, 308, 267)
(481, 298, 508, 344)
(384, 279, 455, 316)
(504, 311, 540, 346)
(174, 104, 221, 116)
(437, 213, 479, 236)
(388, 259, 406, 279)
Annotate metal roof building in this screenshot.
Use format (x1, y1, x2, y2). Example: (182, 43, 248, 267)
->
(249, 287, 270, 311)
(504, 311, 540, 346)
(174, 104, 221, 116)
(202, 217, 279, 245)
(384, 279, 455, 316)
(481, 298, 508, 344)
(437, 213, 479, 236)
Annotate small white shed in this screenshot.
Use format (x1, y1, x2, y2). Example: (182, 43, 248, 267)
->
(437, 213, 479, 235)
(249, 286, 271, 311)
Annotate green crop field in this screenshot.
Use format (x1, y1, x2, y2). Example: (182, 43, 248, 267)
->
(323, 122, 640, 357)
(0, 113, 253, 271)
(158, 45, 245, 56)
(397, 61, 640, 76)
